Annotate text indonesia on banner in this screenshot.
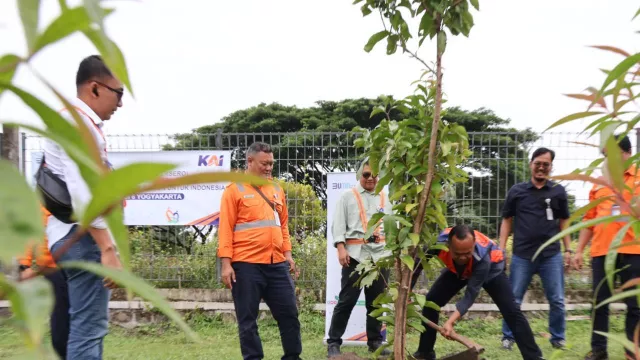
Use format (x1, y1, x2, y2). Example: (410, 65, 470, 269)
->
(325, 172, 388, 346)
(29, 150, 231, 226)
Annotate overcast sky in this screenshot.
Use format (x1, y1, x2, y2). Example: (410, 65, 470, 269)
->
(1, 0, 639, 203)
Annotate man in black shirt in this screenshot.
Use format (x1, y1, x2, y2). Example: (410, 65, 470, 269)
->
(499, 147, 572, 351)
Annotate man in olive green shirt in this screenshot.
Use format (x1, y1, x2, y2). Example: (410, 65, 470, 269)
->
(327, 159, 392, 358)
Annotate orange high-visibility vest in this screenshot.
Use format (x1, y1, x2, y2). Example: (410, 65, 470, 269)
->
(218, 182, 292, 264)
(19, 207, 56, 269)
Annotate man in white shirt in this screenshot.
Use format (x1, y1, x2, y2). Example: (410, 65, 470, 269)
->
(43, 55, 124, 360)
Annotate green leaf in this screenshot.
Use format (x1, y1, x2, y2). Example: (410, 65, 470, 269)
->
(360, 3, 372, 16)
(364, 30, 389, 52)
(62, 261, 199, 341)
(0, 161, 44, 263)
(405, 203, 419, 214)
(104, 206, 130, 271)
(565, 195, 613, 225)
(82, 28, 134, 96)
(400, 255, 415, 270)
(437, 31, 447, 55)
(370, 106, 386, 118)
(633, 6, 640, 20)
(593, 331, 635, 354)
(605, 135, 625, 191)
(369, 307, 388, 318)
(409, 165, 428, 176)
(424, 300, 440, 311)
(408, 233, 420, 246)
(377, 316, 395, 325)
(440, 141, 451, 156)
(18, 0, 41, 53)
(597, 53, 640, 98)
(80, 163, 178, 228)
(470, 0, 479, 10)
(0, 55, 21, 98)
(0, 82, 103, 184)
(359, 269, 379, 288)
(544, 111, 603, 131)
(3, 123, 101, 176)
(532, 215, 626, 260)
(367, 212, 385, 231)
(414, 293, 426, 308)
(605, 221, 635, 292)
(0, 275, 53, 347)
(386, 34, 399, 55)
(35, 6, 115, 53)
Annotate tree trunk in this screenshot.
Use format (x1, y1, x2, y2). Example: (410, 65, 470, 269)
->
(393, 33, 444, 360)
(1, 125, 20, 168)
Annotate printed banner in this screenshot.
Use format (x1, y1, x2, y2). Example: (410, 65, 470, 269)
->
(29, 150, 231, 226)
(325, 172, 388, 345)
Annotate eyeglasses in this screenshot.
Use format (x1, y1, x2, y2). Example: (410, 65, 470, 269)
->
(95, 81, 124, 101)
(532, 161, 551, 169)
(362, 172, 373, 179)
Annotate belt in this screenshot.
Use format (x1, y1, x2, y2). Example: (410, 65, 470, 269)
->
(345, 237, 385, 245)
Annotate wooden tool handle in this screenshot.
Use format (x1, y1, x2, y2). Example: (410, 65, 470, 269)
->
(423, 318, 483, 351)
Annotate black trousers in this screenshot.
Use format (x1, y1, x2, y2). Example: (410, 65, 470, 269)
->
(327, 257, 390, 347)
(44, 268, 70, 360)
(591, 255, 640, 355)
(231, 261, 302, 360)
(418, 270, 543, 360)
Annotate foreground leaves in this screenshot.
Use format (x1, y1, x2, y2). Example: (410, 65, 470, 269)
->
(0, 274, 53, 349)
(0, 161, 44, 263)
(61, 261, 200, 341)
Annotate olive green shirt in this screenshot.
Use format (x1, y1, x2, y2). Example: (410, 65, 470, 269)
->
(332, 184, 392, 263)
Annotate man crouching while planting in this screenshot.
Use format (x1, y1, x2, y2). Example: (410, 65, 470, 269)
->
(409, 224, 545, 360)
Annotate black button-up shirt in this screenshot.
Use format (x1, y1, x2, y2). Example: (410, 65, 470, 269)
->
(502, 180, 570, 260)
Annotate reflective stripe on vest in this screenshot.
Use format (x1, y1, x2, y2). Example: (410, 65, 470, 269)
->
(232, 183, 282, 233)
(351, 188, 385, 237)
(234, 219, 279, 232)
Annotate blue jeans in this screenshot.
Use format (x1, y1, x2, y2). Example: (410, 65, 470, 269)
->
(51, 225, 110, 360)
(502, 253, 566, 343)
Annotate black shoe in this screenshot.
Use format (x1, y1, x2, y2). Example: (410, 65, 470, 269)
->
(502, 338, 515, 350)
(551, 340, 566, 349)
(411, 351, 436, 360)
(327, 344, 341, 358)
(584, 349, 608, 360)
(368, 342, 391, 356)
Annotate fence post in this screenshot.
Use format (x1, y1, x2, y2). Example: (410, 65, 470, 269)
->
(21, 132, 26, 175)
(216, 128, 223, 285)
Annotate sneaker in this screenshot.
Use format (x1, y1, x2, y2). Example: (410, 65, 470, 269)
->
(411, 351, 436, 360)
(502, 339, 515, 350)
(327, 344, 341, 358)
(584, 350, 608, 360)
(551, 340, 566, 349)
(368, 341, 391, 356)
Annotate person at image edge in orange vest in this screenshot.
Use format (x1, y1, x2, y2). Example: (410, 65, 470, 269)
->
(410, 225, 545, 360)
(572, 134, 640, 360)
(18, 207, 69, 359)
(217, 141, 302, 360)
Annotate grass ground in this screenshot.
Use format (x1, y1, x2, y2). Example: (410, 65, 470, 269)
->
(0, 311, 629, 360)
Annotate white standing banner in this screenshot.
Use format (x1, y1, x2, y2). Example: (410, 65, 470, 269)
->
(29, 150, 231, 226)
(324, 172, 388, 346)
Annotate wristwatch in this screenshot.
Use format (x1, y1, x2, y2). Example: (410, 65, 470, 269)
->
(564, 249, 575, 254)
(18, 265, 30, 272)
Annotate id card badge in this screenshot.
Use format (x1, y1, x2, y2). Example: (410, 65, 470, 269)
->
(545, 198, 554, 221)
(274, 210, 281, 226)
(612, 205, 621, 216)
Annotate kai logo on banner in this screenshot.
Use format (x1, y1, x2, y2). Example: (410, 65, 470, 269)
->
(197, 154, 224, 167)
